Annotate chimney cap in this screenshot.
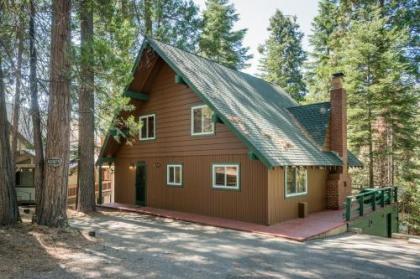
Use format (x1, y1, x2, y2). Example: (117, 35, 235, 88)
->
(332, 72, 345, 78)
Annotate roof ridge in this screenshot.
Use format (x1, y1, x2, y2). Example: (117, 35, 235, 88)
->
(287, 101, 330, 109)
(146, 37, 294, 101)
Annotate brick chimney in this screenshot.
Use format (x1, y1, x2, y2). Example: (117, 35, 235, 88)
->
(326, 73, 352, 209)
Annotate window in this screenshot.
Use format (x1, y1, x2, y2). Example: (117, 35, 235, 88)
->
(139, 114, 155, 140)
(212, 164, 239, 190)
(191, 105, 214, 135)
(285, 167, 307, 197)
(167, 164, 182, 186)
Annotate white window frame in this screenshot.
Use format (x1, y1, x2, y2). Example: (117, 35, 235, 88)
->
(167, 164, 183, 186)
(212, 164, 240, 190)
(284, 167, 308, 198)
(139, 114, 156, 140)
(191, 105, 215, 136)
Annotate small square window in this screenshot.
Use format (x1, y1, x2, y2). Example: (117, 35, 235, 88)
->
(212, 164, 239, 190)
(285, 167, 307, 197)
(139, 114, 155, 140)
(191, 105, 214, 135)
(167, 164, 182, 186)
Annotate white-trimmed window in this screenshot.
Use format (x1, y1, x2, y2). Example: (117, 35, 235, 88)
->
(212, 164, 240, 190)
(191, 105, 214, 135)
(167, 164, 182, 186)
(285, 167, 307, 197)
(139, 114, 155, 140)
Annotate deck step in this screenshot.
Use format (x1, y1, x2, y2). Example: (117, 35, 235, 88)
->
(307, 224, 348, 241)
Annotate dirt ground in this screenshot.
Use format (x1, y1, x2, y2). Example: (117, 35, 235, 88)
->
(0, 208, 419, 279)
(0, 208, 98, 279)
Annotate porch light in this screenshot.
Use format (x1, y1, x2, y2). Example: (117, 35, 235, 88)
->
(129, 163, 136, 170)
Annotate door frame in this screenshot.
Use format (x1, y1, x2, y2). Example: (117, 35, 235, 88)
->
(135, 161, 147, 206)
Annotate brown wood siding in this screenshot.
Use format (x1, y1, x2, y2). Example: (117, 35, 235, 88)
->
(116, 64, 248, 158)
(113, 63, 268, 224)
(115, 154, 268, 224)
(267, 167, 328, 224)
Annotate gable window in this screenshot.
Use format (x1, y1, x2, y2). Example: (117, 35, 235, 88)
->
(167, 164, 182, 186)
(139, 114, 155, 140)
(212, 164, 240, 190)
(285, 167, 307, 197)
(191, 105, 214, 135)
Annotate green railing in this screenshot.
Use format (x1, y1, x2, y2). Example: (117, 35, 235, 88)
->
(345, 186, 398, 221)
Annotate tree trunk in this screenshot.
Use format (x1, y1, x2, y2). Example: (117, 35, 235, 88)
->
(11, 17, 24, 168)
(144, 0, 152, 36)
(29, 0, 45, 218)
(0, 43, 19, 226)
(37, 0, 71, 227)
(77, 0, 96, 212)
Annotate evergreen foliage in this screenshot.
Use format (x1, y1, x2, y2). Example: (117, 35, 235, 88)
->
(258, 10, 306, 102)
(199, 0, 251, 69)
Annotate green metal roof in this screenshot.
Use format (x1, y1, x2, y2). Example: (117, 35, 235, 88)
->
(146, 38, 353, 167)
(99, 37, 363, 168)
(287, 102, 331, 147)
(288, 102, 363, 167)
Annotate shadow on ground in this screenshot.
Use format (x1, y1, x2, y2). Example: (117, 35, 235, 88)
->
(66, 210, 419, 279)
(1, 209, 419, 279)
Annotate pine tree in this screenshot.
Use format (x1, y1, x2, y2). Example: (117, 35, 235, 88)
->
(305, 0, 340, 102)
(341, 6, 418, 188)
(133, 0, 202, 52)
(199, 0, 251, 69)
(258, 10, 306, 102)
(77, 0, 96, 212)
(0, 2, 19, 225)
(37, 0, 72, 227)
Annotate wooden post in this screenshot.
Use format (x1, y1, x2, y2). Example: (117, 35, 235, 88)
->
(358, 195, 364, 217)
(371, 191, 376, 211)
(388, 188, 392, 204)
(97, 164, 103, 205)
(345, 197, 352, 221)
(380, 189, 385, 207)
(394, 187, 398, 203)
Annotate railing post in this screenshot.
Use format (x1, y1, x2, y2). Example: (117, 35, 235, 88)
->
(345, 197, 352, 221)
(97, 163, 103, 205)
(394, 187, 398, 203)
(358, 195, 364, 217)
(371, 191, 376, 211)
(380, 189, 385, 207)
(388, 188, 392, 204)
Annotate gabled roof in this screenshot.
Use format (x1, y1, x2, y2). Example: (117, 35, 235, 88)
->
(288, 102, 363, 167)
(100, 38, 362, 168)
(287, 102, 331, 147)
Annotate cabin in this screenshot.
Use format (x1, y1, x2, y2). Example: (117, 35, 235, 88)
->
(98, 38, 362, 225)
(6, 105, 112, 206)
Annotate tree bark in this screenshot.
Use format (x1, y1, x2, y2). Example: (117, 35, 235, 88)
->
(11, 15, 24, 168)
(37, 0, 71, 227)
(0, 33, 19, 225)
(77, 0, 96, 212)
(144, 0, 153, 36)
(29, 0, 45, 218)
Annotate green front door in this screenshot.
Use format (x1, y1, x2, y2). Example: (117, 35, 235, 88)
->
(135, 162, 146, 206)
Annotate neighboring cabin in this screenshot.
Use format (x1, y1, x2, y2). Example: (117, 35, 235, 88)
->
(6, 105, 112, 206)
(98, 38, 362, 225)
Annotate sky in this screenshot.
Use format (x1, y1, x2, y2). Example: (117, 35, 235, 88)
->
(194, 0, 320, 75)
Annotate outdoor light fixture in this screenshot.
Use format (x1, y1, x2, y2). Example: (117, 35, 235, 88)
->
(129, 163, 136, 170)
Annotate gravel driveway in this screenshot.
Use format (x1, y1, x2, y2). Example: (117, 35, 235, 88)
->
(29, 210, 420, 278)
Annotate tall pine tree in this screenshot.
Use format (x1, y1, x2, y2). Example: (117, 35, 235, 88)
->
(199, 0, 251, 69)
(305, 0, 340, 102)
(258, 10, 306, 102)
(133, 0, 202, 52)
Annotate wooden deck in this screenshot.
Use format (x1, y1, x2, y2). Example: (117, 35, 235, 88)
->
(98, 203, 346, 241)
